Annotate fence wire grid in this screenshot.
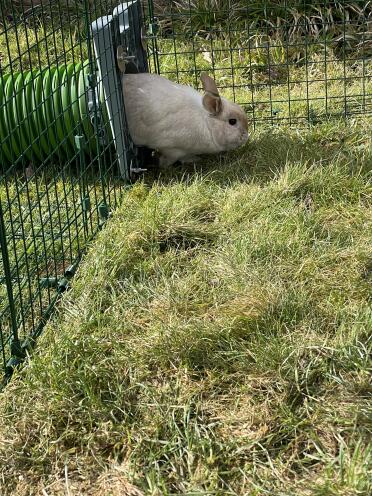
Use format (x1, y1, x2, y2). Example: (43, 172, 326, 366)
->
(0, 0, 146, 385)
(0, 0, 371, 385)
(147, 0, 371, 125)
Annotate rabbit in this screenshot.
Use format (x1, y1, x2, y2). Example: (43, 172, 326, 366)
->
(122, 72, 248, 167)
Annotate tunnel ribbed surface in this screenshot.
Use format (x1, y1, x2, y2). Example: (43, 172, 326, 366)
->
(0, 60, 103, 163)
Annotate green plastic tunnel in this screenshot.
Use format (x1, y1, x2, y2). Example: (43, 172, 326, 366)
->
(0, 60, 107, 164)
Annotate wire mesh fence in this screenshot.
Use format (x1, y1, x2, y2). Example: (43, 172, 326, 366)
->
(0, 1, 371, 385)
(0, 0, 147, 385)
(146, 0, 371, 125)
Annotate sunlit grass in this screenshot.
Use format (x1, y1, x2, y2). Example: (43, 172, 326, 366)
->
(0, 118, 371, 494)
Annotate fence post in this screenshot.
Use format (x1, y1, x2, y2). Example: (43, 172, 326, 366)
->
(0, 199, 21, 374)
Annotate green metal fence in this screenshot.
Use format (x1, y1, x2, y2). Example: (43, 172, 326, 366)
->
(147, 0, 371, 125)
(0, 1, 371, 385)
(0, 0, 148, 386)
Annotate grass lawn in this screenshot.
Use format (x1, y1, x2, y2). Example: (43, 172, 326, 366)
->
(0, 116, 371, 495)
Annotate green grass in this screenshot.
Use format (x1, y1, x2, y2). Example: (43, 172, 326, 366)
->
(154, 1, 370, 55)
(0, 118, 371, 495)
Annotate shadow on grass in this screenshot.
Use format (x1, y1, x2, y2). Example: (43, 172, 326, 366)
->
(7, 121, 367, 196)
(141, 121, 370, 187)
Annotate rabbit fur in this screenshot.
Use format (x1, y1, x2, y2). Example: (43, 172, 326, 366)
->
(122, 72, 248, 167)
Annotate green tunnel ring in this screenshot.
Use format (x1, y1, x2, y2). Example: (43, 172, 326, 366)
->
(4, 74, 22, 158)
(30, 69, 51, 158)
(0, 74, 13, 162)
(0, 61, 103, 164)
(23, 71, 44, 161)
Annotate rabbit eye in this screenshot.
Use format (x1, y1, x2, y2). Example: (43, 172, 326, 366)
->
(229, 118, 237, 125)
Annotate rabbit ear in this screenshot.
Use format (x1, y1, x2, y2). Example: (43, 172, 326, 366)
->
(201, 72, 222, 115)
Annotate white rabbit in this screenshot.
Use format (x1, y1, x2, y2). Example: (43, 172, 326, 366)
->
(122, 72, 248, 167)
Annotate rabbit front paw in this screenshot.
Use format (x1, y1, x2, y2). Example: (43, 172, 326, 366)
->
(158, 149, 185, 168)
(180, 155, 201, 164)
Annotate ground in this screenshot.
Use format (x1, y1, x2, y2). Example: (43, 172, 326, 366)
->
(0, 118, 371, 495)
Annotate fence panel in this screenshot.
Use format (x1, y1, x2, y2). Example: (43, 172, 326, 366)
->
(0, 0, 147, 385)
(145, 1, 371, 126)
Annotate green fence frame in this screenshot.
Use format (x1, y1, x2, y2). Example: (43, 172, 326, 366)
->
(0, 0, 148, 386)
